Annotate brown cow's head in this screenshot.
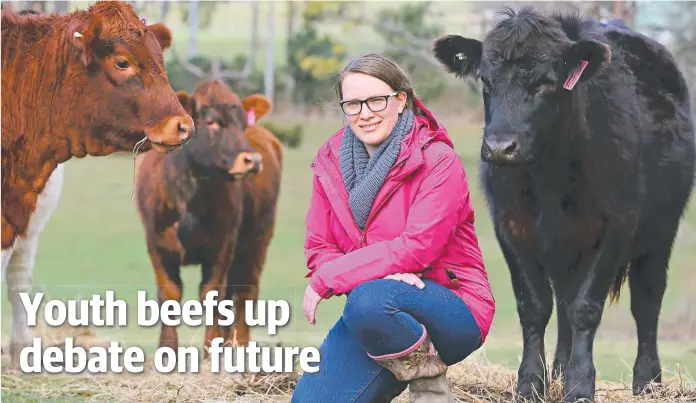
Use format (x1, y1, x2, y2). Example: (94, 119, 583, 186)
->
(176, 80, 266, 180)
(66, 1, 194, 153)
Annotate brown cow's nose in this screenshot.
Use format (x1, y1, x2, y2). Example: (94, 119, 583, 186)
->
(178, 121, 194, 142)
(229, 152, 263, 177)
(145, 115, 195, 152)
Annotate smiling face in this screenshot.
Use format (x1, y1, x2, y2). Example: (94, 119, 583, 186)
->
(340, 72, 407, 152)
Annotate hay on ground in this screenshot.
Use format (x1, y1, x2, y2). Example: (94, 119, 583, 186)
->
(2, 326, 695, 402)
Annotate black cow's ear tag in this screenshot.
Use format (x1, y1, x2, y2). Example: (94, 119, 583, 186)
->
(563, 60, 589, 90)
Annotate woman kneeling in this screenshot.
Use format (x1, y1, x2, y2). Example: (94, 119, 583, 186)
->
(292, 53, 496, 403)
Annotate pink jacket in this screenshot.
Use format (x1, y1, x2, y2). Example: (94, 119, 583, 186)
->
(304, 98, 496, 343)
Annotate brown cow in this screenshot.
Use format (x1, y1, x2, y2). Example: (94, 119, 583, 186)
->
(134, 80, 282, 353)
(1, 1, 194, 365)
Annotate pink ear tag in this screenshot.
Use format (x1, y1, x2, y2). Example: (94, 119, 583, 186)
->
(563, 60, 588, 90)
(246, 109, 256, 126)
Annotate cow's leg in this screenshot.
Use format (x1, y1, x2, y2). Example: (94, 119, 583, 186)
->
(146, 228, 183, 354)
(1, 244, 15, 272)
(562, 230, 631, 402)
(226, 228, 273, 347)
(200, 240, 236, 355)
(1, 245, 16, 339)
(629, 241, 672, 395)
(552, 296, 571, 382)
(199, 258, 227, 356)
(496, 230, 553, 402)
(5, 236, 37, 367)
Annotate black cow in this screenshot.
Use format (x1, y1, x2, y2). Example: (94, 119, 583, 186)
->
(432, 7, 695, 403)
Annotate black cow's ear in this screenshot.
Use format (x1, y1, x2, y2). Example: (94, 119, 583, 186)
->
(562, 40, 612, 89)
(432, 35, 482, 79)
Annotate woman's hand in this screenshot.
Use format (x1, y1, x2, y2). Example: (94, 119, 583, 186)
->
(383, 272, 425, 289)
(303, 284, 322, 325)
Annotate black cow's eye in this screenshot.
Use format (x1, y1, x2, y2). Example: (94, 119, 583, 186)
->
(536, 79, 556, 95)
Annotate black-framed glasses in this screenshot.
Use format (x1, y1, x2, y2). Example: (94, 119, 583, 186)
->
(339, 91, 400, 116)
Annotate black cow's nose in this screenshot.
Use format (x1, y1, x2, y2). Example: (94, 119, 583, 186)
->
(482, 136, 521, 162)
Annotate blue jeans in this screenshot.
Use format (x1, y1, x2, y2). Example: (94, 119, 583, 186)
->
(292, 279, 482, 403)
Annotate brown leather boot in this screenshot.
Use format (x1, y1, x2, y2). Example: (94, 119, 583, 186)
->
(370, 326, 456, 402)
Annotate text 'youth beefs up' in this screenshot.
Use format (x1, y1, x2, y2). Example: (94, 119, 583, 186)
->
(17, 291, 320, 374)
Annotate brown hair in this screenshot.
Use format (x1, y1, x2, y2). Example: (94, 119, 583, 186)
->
(335, 53, 423, 115)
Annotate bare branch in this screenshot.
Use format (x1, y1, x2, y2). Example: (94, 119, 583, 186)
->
(381, 44, 442, 69)
(169, 47, 206, 79)
(346, 16, 440, 66)
(169, 45, 251, 82)
(351, 17, 432, 49)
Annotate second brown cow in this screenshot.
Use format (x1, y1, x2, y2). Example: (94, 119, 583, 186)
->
(134, 80, 283, 352)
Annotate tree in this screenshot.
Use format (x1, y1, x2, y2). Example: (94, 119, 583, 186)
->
(368, 2, 448, 102)
(285, 2, 349, 106)
(180, 0, 219, 30)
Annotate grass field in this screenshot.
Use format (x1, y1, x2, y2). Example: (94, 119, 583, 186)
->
(2, 112, 695, 396)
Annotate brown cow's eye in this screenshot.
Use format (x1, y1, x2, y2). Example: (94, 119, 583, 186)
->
(116, 59, 130, 69)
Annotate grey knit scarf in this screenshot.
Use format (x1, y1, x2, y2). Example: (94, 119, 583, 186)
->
(340, 109, 415, 230)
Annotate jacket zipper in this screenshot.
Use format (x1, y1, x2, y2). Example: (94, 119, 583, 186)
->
(355, 154, 412, 246)
(359, 154, 423, 246)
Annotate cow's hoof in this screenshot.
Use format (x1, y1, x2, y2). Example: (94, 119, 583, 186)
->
(562, 396, 593, 403)
(633, 379, 663, 396)
(513, 393, 544, 403)
(562, 363, 596, 402)
(632, 355, 662, 395)
(562, 379, 595, 402)
(515, 374, 547, 402)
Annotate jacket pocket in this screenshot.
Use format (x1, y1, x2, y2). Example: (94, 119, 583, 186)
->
(422, 267, 458, 289)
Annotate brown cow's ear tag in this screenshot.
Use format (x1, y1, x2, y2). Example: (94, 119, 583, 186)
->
(563, 60, 589, 90)
(242, 94, 272, 122)
(247, 109, 256, 126)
